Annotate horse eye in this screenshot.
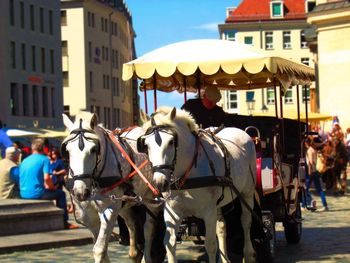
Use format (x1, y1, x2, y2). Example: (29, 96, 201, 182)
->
(91, 146, 97, 154)
(168, 139, 174, 146)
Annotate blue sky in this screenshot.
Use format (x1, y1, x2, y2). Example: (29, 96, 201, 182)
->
(126, 0, 242, 113)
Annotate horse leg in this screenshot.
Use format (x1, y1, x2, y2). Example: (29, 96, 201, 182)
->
(216, 209, 229, 263)
(141, 208, 158, 263)
(93, 207, 119, 263)
(119, 208, 143, 263)
(203, 210, 219, 263)
(240, 195, 256, 263)
(163, 205, 182, 263)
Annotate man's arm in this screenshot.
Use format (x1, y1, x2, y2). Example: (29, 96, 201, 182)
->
(44, 173, 56, 190)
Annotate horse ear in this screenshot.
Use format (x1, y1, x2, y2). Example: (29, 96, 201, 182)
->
(62, 113, 74, 132)
(140, 110, 150, 125)
(90, 113, 98, 128)
(170, 107, 176, 120)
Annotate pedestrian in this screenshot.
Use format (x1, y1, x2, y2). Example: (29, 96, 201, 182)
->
(0, 120, 13, 159)
(48, 148, 67, 189)
(19, 138, 77, 229)
(305, 137, 328, 211)
(0, 146, 20, 199)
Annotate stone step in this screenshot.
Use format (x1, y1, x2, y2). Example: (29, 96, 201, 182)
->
(0, 199, 64, 236)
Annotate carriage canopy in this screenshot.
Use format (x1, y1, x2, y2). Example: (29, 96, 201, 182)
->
(122, 39, 315, 93)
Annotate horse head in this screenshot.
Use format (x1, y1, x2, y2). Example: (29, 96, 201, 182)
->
(138, 107, 198, 193)
(62, 111, 101, 201)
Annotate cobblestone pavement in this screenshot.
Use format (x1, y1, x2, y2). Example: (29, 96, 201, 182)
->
(1, 183, 350, 262)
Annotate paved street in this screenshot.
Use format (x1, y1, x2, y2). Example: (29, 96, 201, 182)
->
(1, 182, 350, 263)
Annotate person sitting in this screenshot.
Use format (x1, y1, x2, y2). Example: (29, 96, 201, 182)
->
(0, 147, 20, 199)
(0, 120, 14, 159)
(181, 86, 225, 129)
(19, 138, 77, 229)
(48, 148, 67, 190)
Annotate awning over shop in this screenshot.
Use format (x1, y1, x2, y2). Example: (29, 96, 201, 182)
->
(253, 110, 333, 122)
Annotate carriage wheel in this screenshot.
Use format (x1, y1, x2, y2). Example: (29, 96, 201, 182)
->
(284, 201, 302, 244)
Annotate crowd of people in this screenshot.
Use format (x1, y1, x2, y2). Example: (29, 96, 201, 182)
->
(304, 117, 350, 211)
(0, 127, 77, 229)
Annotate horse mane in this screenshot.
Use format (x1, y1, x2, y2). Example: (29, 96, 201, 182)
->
(144, 106, 199, 134)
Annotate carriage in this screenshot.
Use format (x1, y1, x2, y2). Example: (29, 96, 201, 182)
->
(122, 39, 315, 262)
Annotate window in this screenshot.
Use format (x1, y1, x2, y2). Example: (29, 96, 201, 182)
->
(30, 5, 35, 30)
(31, 45, 36, 71)
(91, 13, 95, 27)
(21, 43, 26, 70)
(301, 57, 310, 66)
(50, 49, 54, 74)
(271, 2, 283, 17)
(300, 30, 307, 48)
(267, 88, 275, 104)
(265, 32, 273, 50)
(9, 0, 15, 26)
(106, 47, 109, 61)
(10, 41, 16, 69)
(115, 50, 119, 68)
(302, 85, 310, 103)
(88, 12, 91, 27)
(283, 31, 291, 49)
(116, 77, 120, 96)
(106, 75, 109, 89)
(244, 36, 253, 45)
(32, 85, 39, 116)
(11, 83, 19, 116)
(49, 10, 53, 35)
(284, 87, 293, 104)
(40, 7, 44, 33)
(89, 71, 93, 92)
(63, 71, 69, 87)
(227, 91, 238, 110)
(62, 41, 68, 56)
(104, 19, 108, 33)
(112, 77, 116, 95)
(22, 84, 29, 116)
(88, 41, 92, 62)
(20, 2, 25, 29)
(101, 17, 104, 31)
(42, 86, 48, 117)
(226, 30, 236, 41)
(306, 0, 316, 13)
(51, 87, 55, 117)
(41, 47, 45, 73)
(61, 10, 67, 26)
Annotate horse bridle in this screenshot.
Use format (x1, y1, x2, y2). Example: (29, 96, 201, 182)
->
(137, 117, 178, 176)
(61, 119, 103, 187)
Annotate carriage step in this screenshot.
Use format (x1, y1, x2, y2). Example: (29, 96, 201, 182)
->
(0, 199, 64, 236)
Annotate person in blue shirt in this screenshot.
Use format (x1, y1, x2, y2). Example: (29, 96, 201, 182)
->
(0, 120, 13, 159)
(19, 138, 77, 229)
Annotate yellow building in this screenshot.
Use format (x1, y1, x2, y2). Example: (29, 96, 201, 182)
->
(0, 0, 63, 129)
(61, 0, 137, 129)
(218, 0, 316, 116)
(307, 0, 350, 130)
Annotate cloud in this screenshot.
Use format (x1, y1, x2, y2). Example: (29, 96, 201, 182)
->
(193, 22, 219, 32)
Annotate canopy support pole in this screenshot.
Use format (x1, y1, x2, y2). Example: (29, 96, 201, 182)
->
(304, 85, 309, 134)
(184, 76, 187, 103)
(143, 84, 148, 115)
(153, 75, 157, 112)
(279, 82, 285, 157)
(273, 77, 278, 118)
(296, 85, 302, 155)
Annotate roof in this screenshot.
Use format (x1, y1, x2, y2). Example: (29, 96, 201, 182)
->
(311, 0, 350, 13)
(226, 0, 307, 23)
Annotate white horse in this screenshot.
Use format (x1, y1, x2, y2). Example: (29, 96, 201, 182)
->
(62, 111, 165, 263)
(137, 107, 257, 263)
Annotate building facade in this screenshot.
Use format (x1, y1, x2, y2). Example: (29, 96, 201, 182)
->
(218, 0, 316, 116)
(0, 0, 63, 129)
(61, 0, 137, 129)
(307, 0, 350, 130)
